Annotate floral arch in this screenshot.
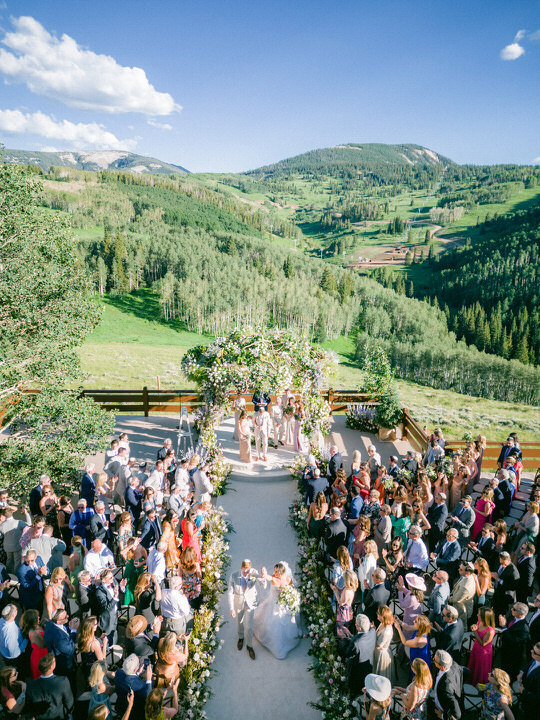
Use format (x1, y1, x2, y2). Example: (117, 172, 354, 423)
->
(181, 329, 338, 490)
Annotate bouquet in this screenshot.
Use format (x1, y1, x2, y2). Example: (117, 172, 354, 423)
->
(382, 475, 395, 491)
(277, 585, 301, 615)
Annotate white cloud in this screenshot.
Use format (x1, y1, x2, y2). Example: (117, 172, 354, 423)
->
(147, 118, 173, 131)
(533, 156, 540, 165)
(0, 16, 181, 115)
(0, 108, 137, 150)
(514, 29, 527, 42)
(500, 42, 525, 60)
(529, 29, 540, 41)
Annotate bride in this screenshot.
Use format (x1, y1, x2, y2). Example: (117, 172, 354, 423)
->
(253, 561, 301, 659)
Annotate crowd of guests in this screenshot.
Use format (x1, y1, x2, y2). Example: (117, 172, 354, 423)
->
(302, 431, 540, 719)
(0, 433, 215, 720)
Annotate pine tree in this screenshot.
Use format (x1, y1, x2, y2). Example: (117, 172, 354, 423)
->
(428, 244, 435, 263)
(405, 251, 413, 265)
(320, 266, 337, 293)
(313, 313, 327, 343)
(513, 335, 529, 364)
(424, 229, 431, 244)
(283, 256, 293, 278)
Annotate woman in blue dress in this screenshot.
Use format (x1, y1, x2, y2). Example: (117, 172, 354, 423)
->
(393, 614, 432, 676)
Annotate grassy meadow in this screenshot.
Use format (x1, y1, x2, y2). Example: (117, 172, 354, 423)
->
(78, 296, 540, 441)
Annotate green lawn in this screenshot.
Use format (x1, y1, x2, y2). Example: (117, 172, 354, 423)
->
(78, 306, 540, 441)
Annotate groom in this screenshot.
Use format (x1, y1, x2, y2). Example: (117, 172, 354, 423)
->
(227, 558, 265, 660)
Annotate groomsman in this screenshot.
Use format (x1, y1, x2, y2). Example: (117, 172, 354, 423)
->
(253, 407, 271, 462)
(252, 389, 271, 413)
(270, 397, 283, 448)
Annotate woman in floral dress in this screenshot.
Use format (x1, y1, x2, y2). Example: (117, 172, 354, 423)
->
(480, 669, 515, 720)
(393, 658, 432, 720)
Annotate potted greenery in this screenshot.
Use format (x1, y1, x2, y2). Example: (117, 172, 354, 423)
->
(375, 386, 403, 441)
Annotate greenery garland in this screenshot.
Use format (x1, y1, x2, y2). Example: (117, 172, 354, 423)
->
(179, 505, 230, 719)
(289, 459, 359, 720)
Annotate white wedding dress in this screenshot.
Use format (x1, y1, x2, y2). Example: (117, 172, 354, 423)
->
(252, 563, 301, 659)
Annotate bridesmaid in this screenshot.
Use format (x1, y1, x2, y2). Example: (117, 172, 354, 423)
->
(283, 397, 296, 446)
(293, 400, 308, 454)
(238, 409, 252, 464)
(233, 394, 246, 441)
(472, 488, 495, 538)
(468, 607, 496, 686)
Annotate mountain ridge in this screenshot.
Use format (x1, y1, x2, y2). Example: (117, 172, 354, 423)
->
(2, 148, 189, 175)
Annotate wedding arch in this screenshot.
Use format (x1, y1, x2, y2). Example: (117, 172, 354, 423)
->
(181, 328, 338, 488)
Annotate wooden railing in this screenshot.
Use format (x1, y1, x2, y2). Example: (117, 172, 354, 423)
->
(402, 408, 429, 453)
(78, 388, 378, 417)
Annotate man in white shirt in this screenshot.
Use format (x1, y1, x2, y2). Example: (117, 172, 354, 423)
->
(161, 576, 192, 635)
(106, 446, 128, 480)
(193, 464, 213, 504)
(84, 539, 115, 578)
(145, 460, 165, 508)
(174, 459, 191, 501)
(147, 541, 167, 585)
(403, 526, 429, 571)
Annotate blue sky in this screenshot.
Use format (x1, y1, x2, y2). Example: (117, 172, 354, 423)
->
(0, 0, 539, 172)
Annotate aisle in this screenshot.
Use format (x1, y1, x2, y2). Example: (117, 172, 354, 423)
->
(204, 471, 320, 720)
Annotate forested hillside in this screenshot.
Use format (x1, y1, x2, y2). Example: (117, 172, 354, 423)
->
(4, 145, 539, 407)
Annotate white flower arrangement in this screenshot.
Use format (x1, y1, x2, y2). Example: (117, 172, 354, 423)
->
(277, 585, 301, 615)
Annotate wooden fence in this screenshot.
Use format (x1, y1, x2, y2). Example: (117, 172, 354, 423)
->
(77, 388, 378, 417)
(444, 440, 540, 473)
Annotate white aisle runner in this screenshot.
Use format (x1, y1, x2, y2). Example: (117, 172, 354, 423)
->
(204, 472, 320, 720)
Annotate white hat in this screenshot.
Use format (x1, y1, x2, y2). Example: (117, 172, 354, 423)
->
(365, 673, 392, 702)
(405, 573, 427, 591)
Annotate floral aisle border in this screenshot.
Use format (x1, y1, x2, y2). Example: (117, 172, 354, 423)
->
(289, 459, 359, 720)
(179, 505, 230, 719)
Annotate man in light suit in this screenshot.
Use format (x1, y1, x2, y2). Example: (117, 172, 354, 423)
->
(0, 508, 28, 572)
(192, 463, 213, 504)
(449, 561, 476, 628)
(428, 570, 450, 624)
(227, 559, 266, 660)
(270, 396, 283, 448)
(253, 406, 271, 462)
(449, 496, 475, 546)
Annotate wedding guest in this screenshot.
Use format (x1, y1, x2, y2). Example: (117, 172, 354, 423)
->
(363, 673, 391, 720)
(114, 653, 153, 719)
(394, 614, 432, 673)
(517, 642, 540, 716)
(373, 504, 392, 555)
(140, 509, 163, 552)
(403, 525, 429, 572)
(81, 464, 97, 508)
(125, 614, 161, 660)
(357, 540, 379, 597)
(93, 569, 125, 645)
(331, 569, 357, 638)
(391, 502, 412, 546)
(77, 615, 108, 682)
(25, 653, 73, 720)
(381, 536, 404, 584)
(21, 609, 47, 680)
(0, 665, 27, 716)
(431, 528, 461, 583)
(449, 561, 476, 628)
(181, 505, 202, 563)
(29, 475, 49, 517)
(84, 539, 115, 578)
(327, 446, 343, 482)
(179, 546, 202, 610)
(491, 552, 519, 617)
(154, 631, 188, 687)
(68, 498, 94, 546)
(160, 575, 191, 635)
(373, 605, 394, 680)
(0, 508, 27, 572)
(307, 491, 329, 540)
(515, 541, 536, 602)
(480, 669, 514, 720)
(468, 607, 496, 686)
(392, 657, 432, 719)
(147, 542, 167, 586)
(512, 502, 539, 552)
(134, 573, 162, 624)
(88, 660, 113, 713)
(363, 568, 390, 624)
(498, 602, 530, 680)
(472, 488, 495, 539)
(433, 605, 464, 663)
(343, 613, 376, 697)
(17, 549, 47, 612)
(473, 558, 492, 608)
(43, 609, 79, 680)
(449, 495, 476, 547)
(427, 570, 450, 624)
(43, 567, 72, 622)
(145, 684, 180, 720)
(397, 574, 425, 639)
(432, 650, 462, 720)
(0, 604, 27, 671)
(325, 507, 348, 561)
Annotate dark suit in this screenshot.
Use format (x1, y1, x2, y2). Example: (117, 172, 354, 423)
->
(434, 539, 461, 582)
(500, 617, 530, 680)
(363, 582, 391, 624)
(493, 563, 520, 616)
(387, 464, 399, 479)
(325, 518, 348, 560)
(76, 583, 93, 618)
(139, 517, 162, 550)
(491, 486, 505, 521)
(26, 674, 73, 720)
(92, 583, 118, 639)
(29, 484, 43, 516)
(305, 476, 330, 505)
(520, 660, 540, 715)
(43, 621, 76, 676)
(497, 479, 513, 517)
(435, 619, 464, 663)
(427, 502, 448, 550)
(115, 668, 151, 718)
(516, 555, 536, 602)
(17, 558, 45, 611)
(497, 445, 514, 467)
(435, 661, 462, 720)
(80, 472, 96, 508)
(125, 485, 142, 522)
(529, 610, 540, 647)
(89, 513, 112, 543)
(252, 391, 271, 412)
(126, 632, 159, 660)
(472, 534, 496, 568)
(328, 452, 343, 482)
